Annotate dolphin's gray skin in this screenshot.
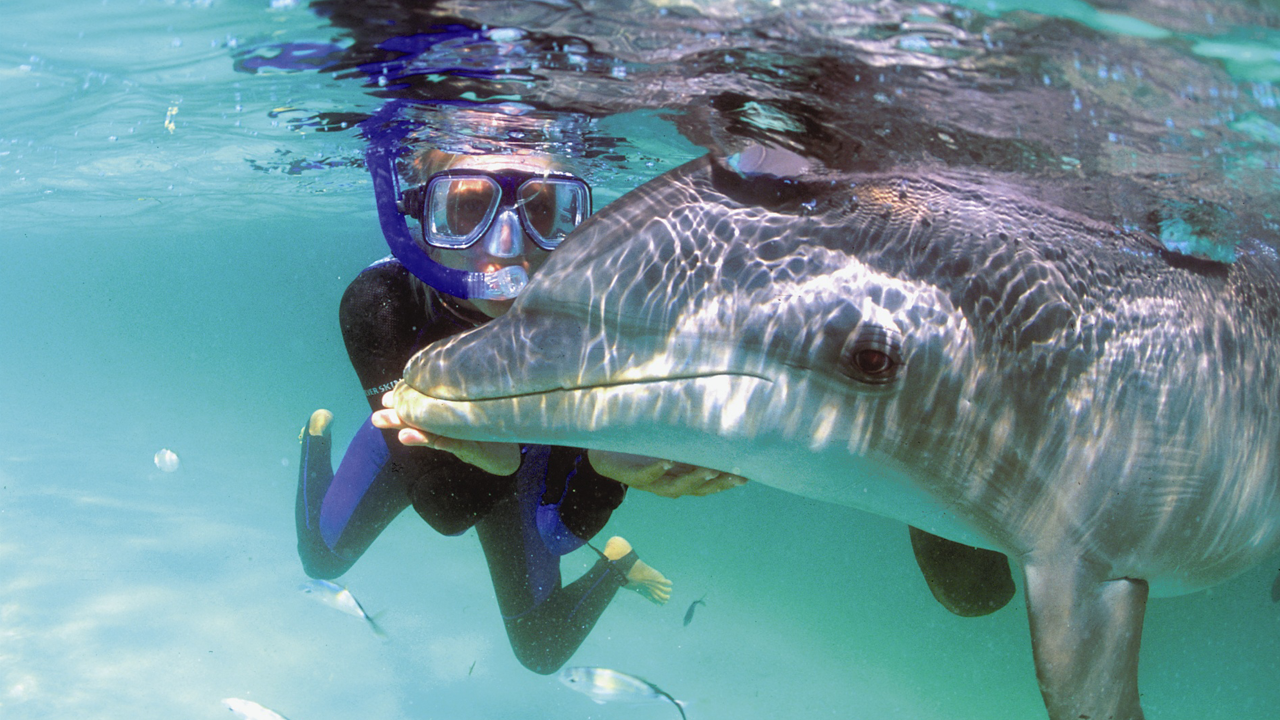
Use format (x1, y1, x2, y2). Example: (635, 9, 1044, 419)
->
(392, 151, 1280, 720)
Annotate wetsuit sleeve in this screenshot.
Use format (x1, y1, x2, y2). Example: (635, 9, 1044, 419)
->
(340, 259, 443, 407)
(338, 260, 515, 536)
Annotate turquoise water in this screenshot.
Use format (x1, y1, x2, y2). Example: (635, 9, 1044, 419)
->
(3, 1, 1280, 719)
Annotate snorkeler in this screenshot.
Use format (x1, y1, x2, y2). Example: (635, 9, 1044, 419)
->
(295, 141, 744, 674)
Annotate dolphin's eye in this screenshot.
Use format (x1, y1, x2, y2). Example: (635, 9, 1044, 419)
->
(853, 348, 893, 376)
(839, 326, 903, 385)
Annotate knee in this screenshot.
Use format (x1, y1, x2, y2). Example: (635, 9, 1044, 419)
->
(504, 619, 573, 675)
(410, 495, 483, 536)
(298, 540, 354, 580)
(511, 646, 564, 676)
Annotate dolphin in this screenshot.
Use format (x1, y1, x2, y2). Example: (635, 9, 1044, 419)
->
(391, 149, 1280, 720)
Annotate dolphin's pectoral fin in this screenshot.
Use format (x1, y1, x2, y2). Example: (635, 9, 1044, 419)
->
(1024, 559, 1148, 720)
(908, 526, 1015, 617)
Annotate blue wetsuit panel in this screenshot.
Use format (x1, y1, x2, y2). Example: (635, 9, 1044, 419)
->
(320, 417, 391, 549)
(512, 445, 558, 610)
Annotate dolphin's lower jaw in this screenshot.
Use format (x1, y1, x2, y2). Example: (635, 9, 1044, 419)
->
(394, 373, 995, 550)
(396, 365, 1280, 596)
(393, 374, 779, 449)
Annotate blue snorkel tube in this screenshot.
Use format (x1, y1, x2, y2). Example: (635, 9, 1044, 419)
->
(363, 102, 529, 301)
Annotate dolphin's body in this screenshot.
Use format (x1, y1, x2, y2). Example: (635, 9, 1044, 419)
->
(393, 152, 1280, 720)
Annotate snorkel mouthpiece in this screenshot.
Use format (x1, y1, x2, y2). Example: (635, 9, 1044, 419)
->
(469, 264, 528, 300)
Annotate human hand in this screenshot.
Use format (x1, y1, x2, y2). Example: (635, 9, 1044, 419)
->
(588, 450, 748, 498)
(372, 391, 521, 476)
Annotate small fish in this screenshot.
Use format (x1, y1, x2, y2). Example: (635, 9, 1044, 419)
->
(222, 698, 290, 720)
(468, 660, 477, 676)
(683, 594, 707, 627)
(1272, 569, 1280, 603)
(298, 578, 387, 639)
(558, 666, 686, 720)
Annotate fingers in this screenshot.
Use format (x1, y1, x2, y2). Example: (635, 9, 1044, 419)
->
(371, 398, 519, 474)
(374, 409, 437, 447)
(645, 466, 748, 498)
(649, 471, 703, 498)
(373, 407, 519, 473)
(688, 471, 749, 496)
(397, 428, 434, 447)
(589, 450, 647, 468)
(621, 461, 677, 491)
(628, 470, 684, 498)
(588, 451, 672, 487)
(374, 404, 445, 447)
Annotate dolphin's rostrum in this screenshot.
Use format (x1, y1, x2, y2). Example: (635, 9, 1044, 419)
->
(393, 150, 1280, 720)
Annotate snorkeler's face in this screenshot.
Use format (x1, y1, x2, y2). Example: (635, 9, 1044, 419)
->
(426, 156, 561, 318)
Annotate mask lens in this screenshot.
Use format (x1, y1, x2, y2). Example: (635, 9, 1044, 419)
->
(518, 179, 589, 248)
(426, 176, 499, 247)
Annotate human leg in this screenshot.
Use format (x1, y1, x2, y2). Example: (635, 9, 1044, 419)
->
(296, 413, 411, 578)
(475, 455, 669, 675)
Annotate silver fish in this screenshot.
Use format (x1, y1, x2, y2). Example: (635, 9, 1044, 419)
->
(558, 666, 686, 720)
(298, 578, 387, 639)
(221, 698, 289, 720)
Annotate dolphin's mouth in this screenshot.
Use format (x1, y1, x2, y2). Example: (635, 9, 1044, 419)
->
(404, 370, 775, 403)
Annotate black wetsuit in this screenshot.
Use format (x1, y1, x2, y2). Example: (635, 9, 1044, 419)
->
(295, 256, 633, 674)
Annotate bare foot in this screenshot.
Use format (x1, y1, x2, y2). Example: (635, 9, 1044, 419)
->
(604, 536, 672, 605)
(308, 409, 333, 437)
(299, 409, 333, 442)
